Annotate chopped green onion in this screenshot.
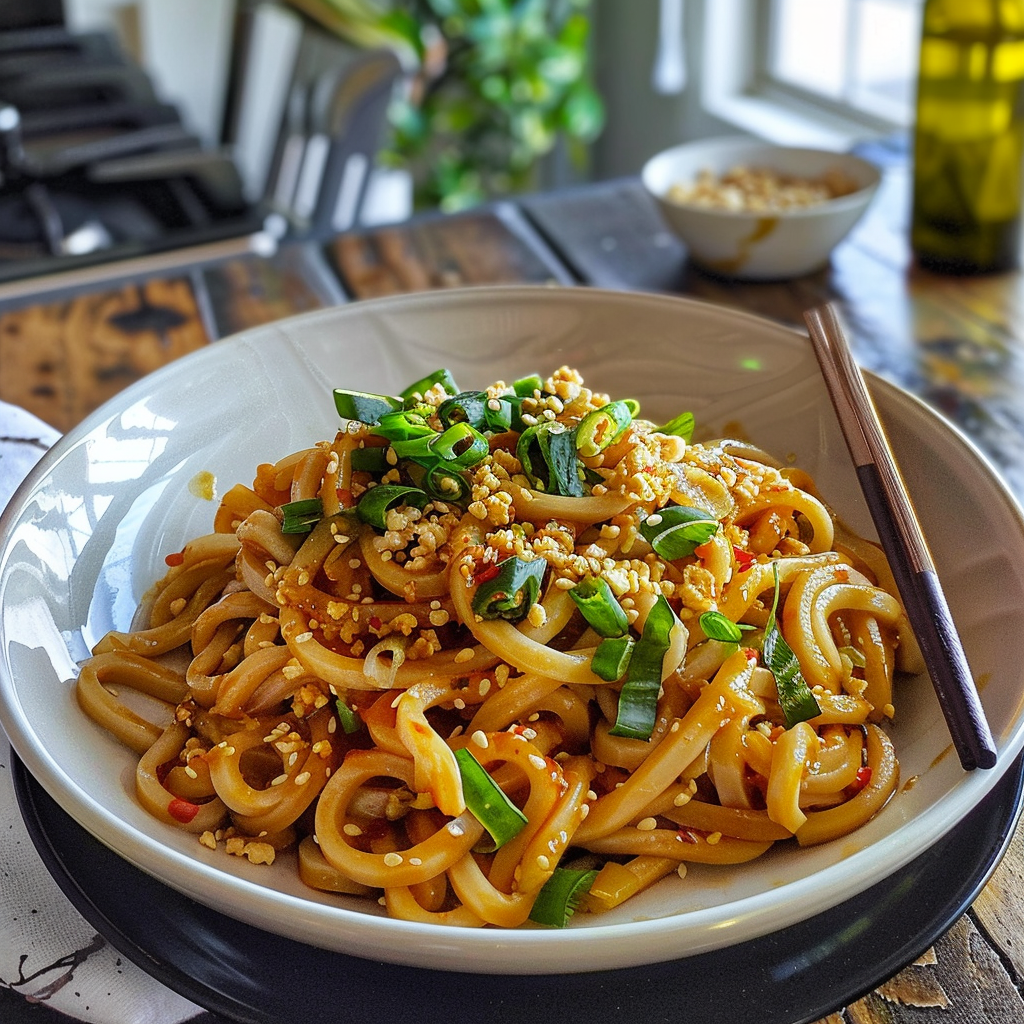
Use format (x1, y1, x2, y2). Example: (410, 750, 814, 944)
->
(569, 576, 629, 637)
(349, 447, 389, 473)
(657, 410, 696, 442)
(431, 422, 489, 468)
(335, 699, 363, 734)
(592, 634, 635, 681)
(763, 564, 821, 728)
(333, 389, 402, 425)
(529, 866, 599, 927)
(471, 556, 547, 622)
(516, 422, 584, 497)
(512, 373, 543, 397)
(575, 400, 634, 458)
(371, 410, 434, 443)
(454, 747, 527, 851)
(438, 391, 489, 430)
(280, 497, 324, 534)
(610, 594, 679, 740)
(356, 485, 429, 529)
(640, 505, 719, 561)
(698, 610, 755, 644)
(400, 368, 459, 400)
(839, 645, 867, 669)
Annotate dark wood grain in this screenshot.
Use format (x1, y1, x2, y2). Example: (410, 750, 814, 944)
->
(325, 202, 576, 299)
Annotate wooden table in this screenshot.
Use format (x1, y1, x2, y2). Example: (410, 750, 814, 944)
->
(3, 165, 1024, 1024)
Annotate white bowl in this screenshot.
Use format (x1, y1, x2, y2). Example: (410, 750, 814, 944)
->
(642, 135, 882, 279)
(2, 286, 1024, 975)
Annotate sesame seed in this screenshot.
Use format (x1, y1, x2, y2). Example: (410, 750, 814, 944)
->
(295, 771, 311, 785)
(636, 817, 658, 831)
(270, 774, 288, 786)
(383, 852, 404, 867)
(343, 823, 363, 837)
(527, 754, 547, 771)
(707, 832, 723, 845)
(471, 730, 489, 748)
(536, 854, 551, 871)
(676, 863, 688, 880)
(454, 647, 475, 663)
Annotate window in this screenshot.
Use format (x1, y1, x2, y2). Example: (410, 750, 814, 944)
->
(699, 0, 923, 148)
(765, 0, 923, 127)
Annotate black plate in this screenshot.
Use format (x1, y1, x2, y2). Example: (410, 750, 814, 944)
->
(14, 753, 1024, 1024)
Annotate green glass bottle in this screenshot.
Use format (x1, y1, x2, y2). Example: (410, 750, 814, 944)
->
(911, 0, 1024, 273)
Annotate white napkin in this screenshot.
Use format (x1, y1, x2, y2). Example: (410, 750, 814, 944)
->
(0, 403, 209, 1023)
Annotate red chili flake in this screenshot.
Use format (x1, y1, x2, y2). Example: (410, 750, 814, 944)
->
(164, 551, 185, 567)
(474, 563, 501, 584)
(676, 828, 700, 845)
(168, 797, 200, 823)
(368, 616, 383, 631)
(336, 488, 354, 508)
(849, 766, 873, 794)
(732, 546, 756, 571)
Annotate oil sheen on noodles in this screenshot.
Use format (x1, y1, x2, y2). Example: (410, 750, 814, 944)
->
(75, 366, 921, 929)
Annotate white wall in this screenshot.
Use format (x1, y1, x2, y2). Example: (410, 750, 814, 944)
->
(63, 0, 236, 148)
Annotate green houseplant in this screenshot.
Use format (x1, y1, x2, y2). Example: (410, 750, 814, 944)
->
(287, 0, 605, 211)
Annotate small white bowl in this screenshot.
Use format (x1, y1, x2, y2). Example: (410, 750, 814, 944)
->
(642, 135, 881, 280)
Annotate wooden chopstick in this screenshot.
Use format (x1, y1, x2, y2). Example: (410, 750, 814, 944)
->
(803, 303, 997, 771)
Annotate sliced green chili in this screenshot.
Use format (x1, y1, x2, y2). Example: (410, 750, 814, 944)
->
(657, 410, 696, 442)
(454, 747, 527, 851)
(609, 594, 678, 740)
(335, 699, 363, 734)
(471, 556, 547, 622)
(280, 497, 324, 534)
(569, 576, 629, 637)
(333, 389, 402, 425)
(529, 866, 599, 927)
(516, 422, 584, 497)
(356, 485, 429, 529)
(400, 368, 459, 400)
(640, 505, 719, 561)
(763, 564, 821, 728)
(699, 610, 755, 644)
(592, 634, 635, 682)
(576, 401, 634, 458)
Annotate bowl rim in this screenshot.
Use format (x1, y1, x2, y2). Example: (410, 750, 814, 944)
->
(641, 135, 882, 220)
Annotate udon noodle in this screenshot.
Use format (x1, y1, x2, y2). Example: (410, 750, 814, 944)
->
(77, 366, 920, 928)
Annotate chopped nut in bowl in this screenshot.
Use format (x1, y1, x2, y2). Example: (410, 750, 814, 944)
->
(642, 136, 881, 280)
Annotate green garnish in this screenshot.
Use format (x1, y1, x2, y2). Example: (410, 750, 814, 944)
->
(512, 373, 543, 397)
(454, 747, 528, 851)
(471, 556, 547, 622)
(356, 485, 430, 529)
(640, 505, 719, 561)
(575, 400, 634, 458)
(400, 368, 459, 399)
(429, 422, 489, 468)
(657, 410, 696, 442)
(350, 447, 389, 473)
(763, 564, 821, 728)
(516, 421, 584, 496)
(371, 409, 434, 442)
(609, 594, 679, 739)
(334, 699, 363, 734)
(333, 389, 402, 425)
(280, 497, 324, 534)
(591, 634, 635, 682)
(569, 576, 629, 637)
(529, 866, 599, 927)
(698, 610, 755, 644)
